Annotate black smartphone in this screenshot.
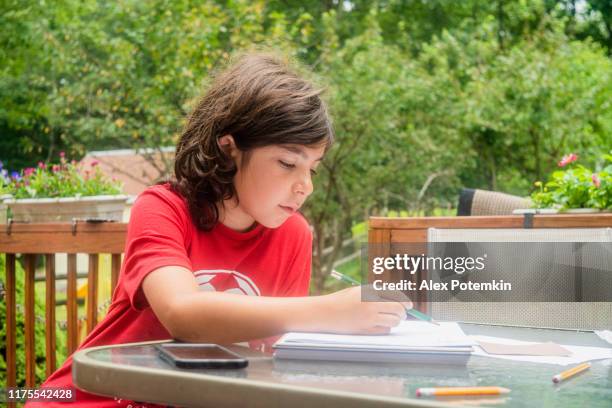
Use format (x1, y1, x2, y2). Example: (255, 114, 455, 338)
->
(155, 343, 249, 369)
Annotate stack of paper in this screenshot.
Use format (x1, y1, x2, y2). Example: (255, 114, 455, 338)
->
(273, 321, 475, 364)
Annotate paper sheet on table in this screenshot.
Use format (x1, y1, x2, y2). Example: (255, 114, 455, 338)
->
(279, 321, 476, 348)
(471, 335, 612, 366)
(478, 340, 571, 356)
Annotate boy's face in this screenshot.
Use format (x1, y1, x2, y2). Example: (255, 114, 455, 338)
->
(220, 138, 326, 231)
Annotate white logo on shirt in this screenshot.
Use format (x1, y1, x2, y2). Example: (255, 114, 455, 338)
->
(193, 269, 261, 296)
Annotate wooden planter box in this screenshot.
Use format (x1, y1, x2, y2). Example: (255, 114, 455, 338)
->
(4, 195, 129, 223)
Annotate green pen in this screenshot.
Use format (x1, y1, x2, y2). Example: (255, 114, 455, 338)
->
(404, 307, 440, 326)
(330, 269, 361, 285)
(329, 269, 439, 325)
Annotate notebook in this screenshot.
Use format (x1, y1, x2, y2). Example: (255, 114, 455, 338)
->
(273, 321, 475, 364)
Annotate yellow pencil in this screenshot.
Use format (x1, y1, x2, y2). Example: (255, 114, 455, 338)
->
(552, 362, 591, 383)
(416, 386, 511, 397)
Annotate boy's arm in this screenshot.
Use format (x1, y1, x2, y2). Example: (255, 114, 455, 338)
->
(142, 265, 411, 344)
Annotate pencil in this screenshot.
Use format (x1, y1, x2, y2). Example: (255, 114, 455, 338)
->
(552, 362, 591, 383)
(416, 386, 511, 397)
(329, 269, 439, 325)
(405, 308, 440, 326)
(330, 269, 361, 285)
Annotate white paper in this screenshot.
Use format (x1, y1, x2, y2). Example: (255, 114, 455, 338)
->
(595, 330, 612, 346)
(278, 321, 476, 348)
(470, 335, 612, 366)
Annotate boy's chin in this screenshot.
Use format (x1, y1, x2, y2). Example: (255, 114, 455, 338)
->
(258, 215, 291, 229)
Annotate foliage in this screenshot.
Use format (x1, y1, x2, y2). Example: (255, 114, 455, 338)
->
(0, 255, 68, 387)
(532, 151, 612, 210)
(1, 154, 122, 199)
(1, 0, 612, 292)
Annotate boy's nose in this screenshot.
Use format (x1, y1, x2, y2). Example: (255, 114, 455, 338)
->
(293, 176, 313, 196)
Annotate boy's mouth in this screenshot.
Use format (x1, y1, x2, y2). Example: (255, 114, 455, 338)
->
(279, 205, 297, 214)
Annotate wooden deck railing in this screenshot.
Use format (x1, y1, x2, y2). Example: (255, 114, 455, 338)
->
(1, 222, 127, 403)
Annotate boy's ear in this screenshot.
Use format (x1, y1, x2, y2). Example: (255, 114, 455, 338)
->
(217, 134, 238, 158)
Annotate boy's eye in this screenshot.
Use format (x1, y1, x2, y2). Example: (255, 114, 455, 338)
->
(278, 160, 296, 169)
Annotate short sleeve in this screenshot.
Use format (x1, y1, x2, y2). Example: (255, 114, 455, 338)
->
(278, 216, 312, 296)
(120, 186, 193, 310)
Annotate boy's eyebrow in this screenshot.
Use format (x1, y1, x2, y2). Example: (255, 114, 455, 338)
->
(281, 145, 324, 162)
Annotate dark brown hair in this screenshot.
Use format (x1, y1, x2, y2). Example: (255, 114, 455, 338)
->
(171, 52, 334, 230)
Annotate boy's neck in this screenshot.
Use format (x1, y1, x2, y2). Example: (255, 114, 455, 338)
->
(217, 199, 257, 232)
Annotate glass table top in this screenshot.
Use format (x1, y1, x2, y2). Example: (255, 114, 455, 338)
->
(80, 323, 612, 408)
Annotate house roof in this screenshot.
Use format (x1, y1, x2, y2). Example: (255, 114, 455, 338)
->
(80, 147, 175, 196)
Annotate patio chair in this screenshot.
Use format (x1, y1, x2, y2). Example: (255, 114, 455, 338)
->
(427, 227, 612, 330)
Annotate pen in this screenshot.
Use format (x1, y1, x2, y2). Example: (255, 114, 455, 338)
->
(416, 386, 511, 397)
(330, 269, 439, 325)
(406, 307, 440, 326)
(552, 362, 591, 383)
(330, 269, 361, 285)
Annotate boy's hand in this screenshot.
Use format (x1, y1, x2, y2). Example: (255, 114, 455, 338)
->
(316, 286, 412, 335)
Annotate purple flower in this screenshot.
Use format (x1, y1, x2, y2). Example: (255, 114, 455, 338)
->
(0, 160, 3, 170)
(10, 171, 21, 181)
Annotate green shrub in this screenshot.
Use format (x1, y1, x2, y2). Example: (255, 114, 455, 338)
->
(532, 152, 612, 210)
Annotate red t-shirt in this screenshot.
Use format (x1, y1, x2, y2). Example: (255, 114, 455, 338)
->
(27, 184, 312, 407)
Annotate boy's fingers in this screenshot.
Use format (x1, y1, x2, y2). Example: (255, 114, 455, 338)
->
(359, 284, 413, 308)
(402, 300, 413, 310)
(378, 289, 412, 304)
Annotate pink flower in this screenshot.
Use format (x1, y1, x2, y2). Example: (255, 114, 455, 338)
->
(558, 153, 578, 167)
(38, 161, 47, 169)
(59, 151, 65, 158)
(52, 164, 60, 172)
(592, 173, 601, 188)
(90, 160, 99, 167)
(24, 167, 35, 177)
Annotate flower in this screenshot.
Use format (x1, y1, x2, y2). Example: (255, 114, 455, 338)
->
(59, 151, 65, 158)
(558, 153, 578, 167)
(0, 160, 3, 170)
(3, 159, 122, 198)
(90, 160, 99, 167)
(592, 173, 601, 188)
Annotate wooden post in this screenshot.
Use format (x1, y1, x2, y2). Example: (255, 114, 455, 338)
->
(24, 254, 36, 387)
(87, 254, 99, 334)
(67, 254, 78, 355)
(5, 253, 17, 408)
(45, 253, 57, 377)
